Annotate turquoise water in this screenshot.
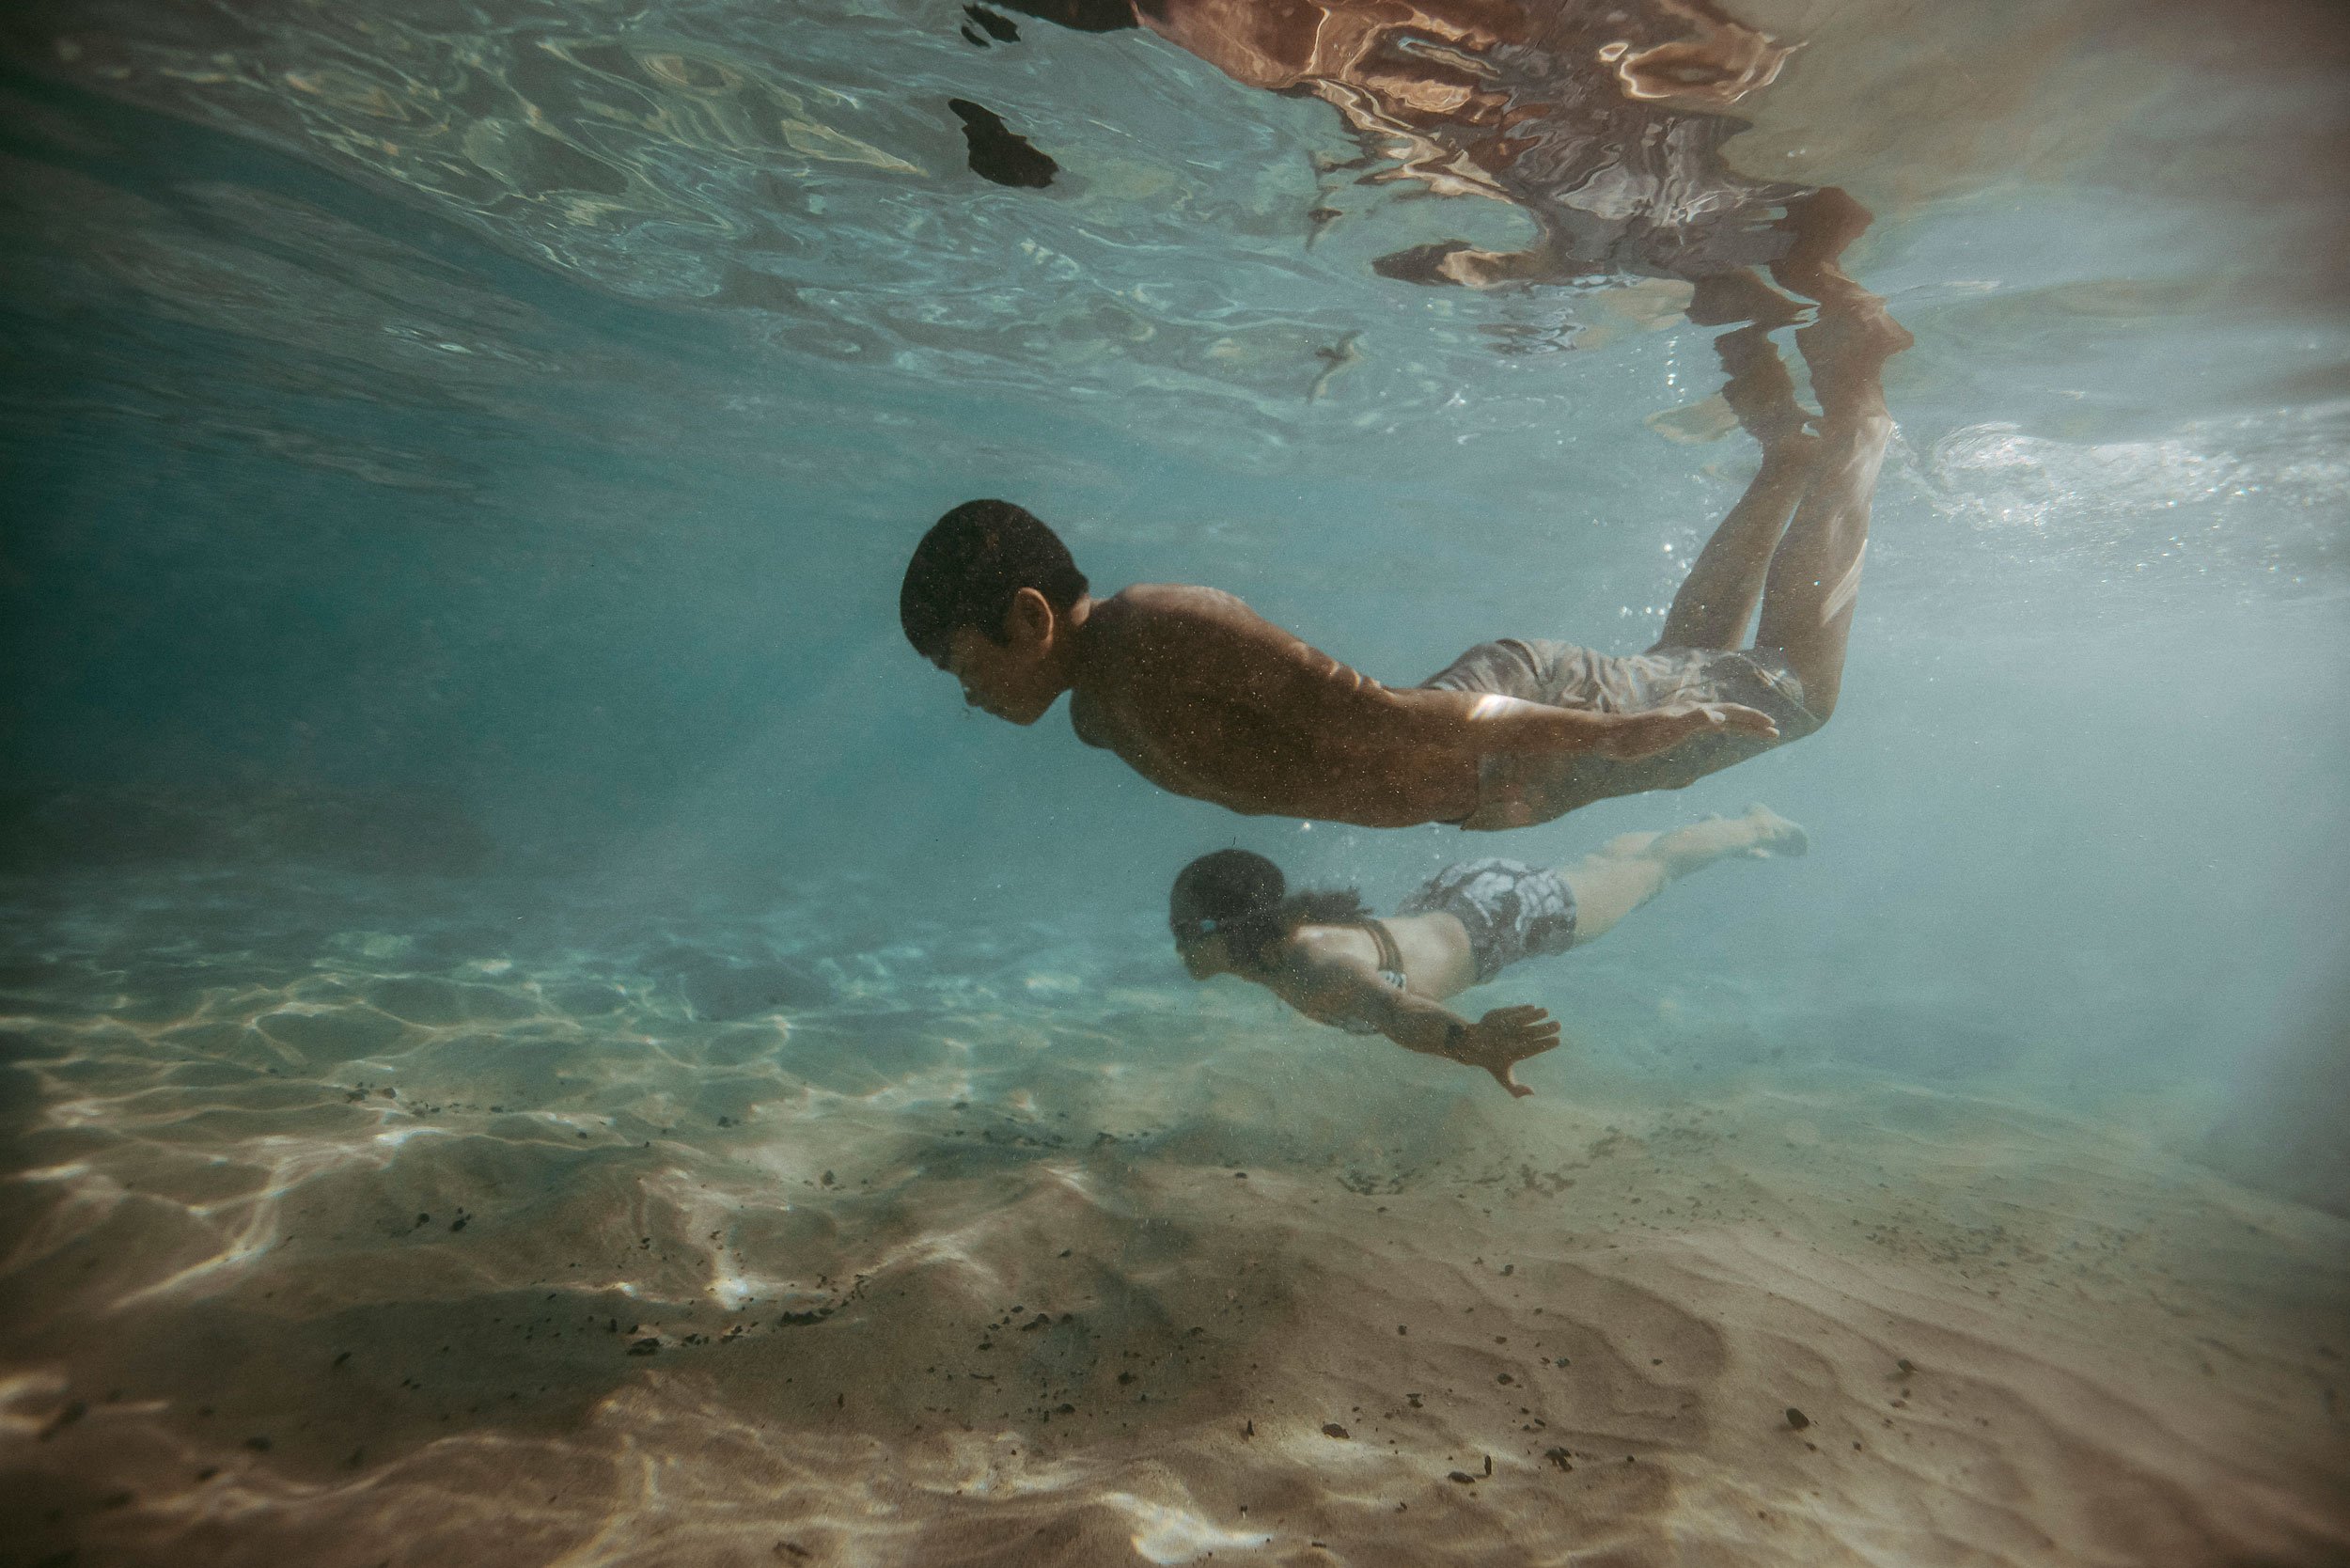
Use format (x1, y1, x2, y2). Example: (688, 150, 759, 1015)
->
(3, 2, 2347, 1563)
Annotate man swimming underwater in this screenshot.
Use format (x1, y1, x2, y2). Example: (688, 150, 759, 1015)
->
(901, 283, 1905, 831)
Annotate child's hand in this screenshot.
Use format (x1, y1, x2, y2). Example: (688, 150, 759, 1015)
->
(1456, 1005, 1563, 1097)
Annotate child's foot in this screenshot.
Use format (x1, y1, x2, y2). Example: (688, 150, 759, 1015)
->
(1740, 804, 1810, 858)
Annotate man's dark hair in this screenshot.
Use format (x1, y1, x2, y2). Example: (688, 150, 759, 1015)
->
(901, 499, 1089, 663)
(1169, 849, 1369, 966)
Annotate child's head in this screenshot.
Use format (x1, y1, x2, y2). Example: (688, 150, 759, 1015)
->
(1168, 848, 1288, 979)
(901, 500, 1090, 724)
(1168, 851, 1373, 980)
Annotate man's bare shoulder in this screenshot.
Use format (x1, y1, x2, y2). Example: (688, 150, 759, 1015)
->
(1095, 582, 1259, 627)
(1087, 584, 1273, 660)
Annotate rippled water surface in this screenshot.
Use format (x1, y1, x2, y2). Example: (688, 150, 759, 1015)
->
(3, 0, 2347, 1563)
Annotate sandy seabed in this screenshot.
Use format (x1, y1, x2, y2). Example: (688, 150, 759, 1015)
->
(2, 871, 2344, 1568)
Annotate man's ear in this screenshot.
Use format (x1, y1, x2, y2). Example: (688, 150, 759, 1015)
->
(1004, 586, 1056, 647)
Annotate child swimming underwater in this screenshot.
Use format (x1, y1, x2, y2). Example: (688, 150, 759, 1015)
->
(1169, 807, 1807, 1095)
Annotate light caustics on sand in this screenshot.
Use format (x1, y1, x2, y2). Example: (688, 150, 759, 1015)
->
(2, 873, 2344, 1566)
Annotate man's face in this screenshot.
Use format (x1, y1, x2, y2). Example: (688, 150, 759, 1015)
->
(941, 622, 1058, 726)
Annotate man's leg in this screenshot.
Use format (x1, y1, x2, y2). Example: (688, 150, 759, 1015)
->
(1750, 298, 1909, 717)
(1769, 186, 1879, 310)
(1653, 327, 1822, 652)
(1558, 806, 1809, 943)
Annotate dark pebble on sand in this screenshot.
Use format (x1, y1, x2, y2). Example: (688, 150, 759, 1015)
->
(1448, 1471, 1476, 1484)
(1544, 1448, 1573, 1471)
(628, 1339, 660, 1356)
(1785, 1407, 1810, 1430)
(1897, 1357, 1915, 1374)
(1323, 1423, 1350, 1439)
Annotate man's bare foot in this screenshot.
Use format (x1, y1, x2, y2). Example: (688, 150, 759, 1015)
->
(1794, 295, 1912, 416)
(1717, 326, 1817, 451)
(1769, 186, 1878, 306)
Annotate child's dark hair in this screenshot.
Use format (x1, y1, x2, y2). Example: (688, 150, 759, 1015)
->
(1168, 849, 1370, 966)
(900, 500, 1090, 663)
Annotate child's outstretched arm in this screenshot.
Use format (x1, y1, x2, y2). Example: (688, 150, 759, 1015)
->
(1268, 954, 1562, 1097)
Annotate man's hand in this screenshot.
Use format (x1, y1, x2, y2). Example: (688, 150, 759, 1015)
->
(1594, 702, 1778, 761)
(1451, 1005, 1563, 1098)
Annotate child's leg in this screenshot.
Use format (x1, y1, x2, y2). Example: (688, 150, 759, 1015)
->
(1653, 328, 1822, 652)
(1559, 806, 1808, 944)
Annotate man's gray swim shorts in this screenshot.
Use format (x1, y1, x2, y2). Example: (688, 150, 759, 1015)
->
(1420, 637, 1825, 831)
(1399, 857, 1578, 984)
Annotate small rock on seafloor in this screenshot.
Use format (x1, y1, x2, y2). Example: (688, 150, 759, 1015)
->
(1785, 1406, 1810, 1430)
